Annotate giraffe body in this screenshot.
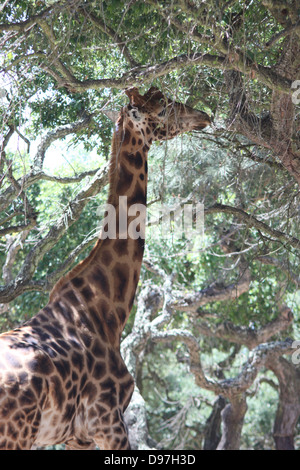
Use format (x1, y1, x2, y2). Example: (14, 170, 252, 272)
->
(0, 88, 210, 450)
(0, 304, 134, 449)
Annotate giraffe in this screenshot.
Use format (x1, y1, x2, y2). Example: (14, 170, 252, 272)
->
(0, 87, 210, 450)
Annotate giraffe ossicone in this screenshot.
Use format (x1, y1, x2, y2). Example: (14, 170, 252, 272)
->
(0, 87, 210, 450)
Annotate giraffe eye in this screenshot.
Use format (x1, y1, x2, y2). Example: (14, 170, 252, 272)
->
(158, 108, 166, 117)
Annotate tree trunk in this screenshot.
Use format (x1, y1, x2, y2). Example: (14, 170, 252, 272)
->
(217, 394, 247, 450)
(204, 396, 226, 450)
(121, 285, 162, 450)
(266, 357, 300, 450)
(124, 388, 157, 450)
(225, 33, 300, 186)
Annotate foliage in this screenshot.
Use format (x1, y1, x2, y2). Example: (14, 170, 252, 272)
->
(0, 0, 299, 450)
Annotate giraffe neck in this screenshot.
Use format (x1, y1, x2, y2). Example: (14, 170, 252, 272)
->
(50, 114, 150, 347)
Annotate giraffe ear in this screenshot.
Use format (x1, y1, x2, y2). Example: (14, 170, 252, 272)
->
(144, 87, 165, 101)
(103, 109, 120, 122)
(125, 87, 145, 107)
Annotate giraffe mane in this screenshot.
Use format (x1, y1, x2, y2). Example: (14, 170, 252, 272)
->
(49, 114, 124, 302)
(49, 239, 103, 301)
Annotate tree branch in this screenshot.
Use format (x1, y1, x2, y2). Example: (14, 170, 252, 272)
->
(264, 20, 300, 49)
(0, 115, 96, 213)
(194, 308, 293, 350)
(33, 113, 93, 170)
(0, 163, 109, 303)
(0, 4, 56, 33)
(256, 255, 300, 287)
(153, 329, 294, 398)
(145, 0, 212, 46)
(0, 220, 35, 237)
(34, 51, 292, 95)
(78, 7, 138, 68)
(121, 270, 295, 448)
(205, 203, 300, 250)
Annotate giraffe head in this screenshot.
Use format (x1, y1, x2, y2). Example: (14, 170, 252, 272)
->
(123, 87, 211, 141)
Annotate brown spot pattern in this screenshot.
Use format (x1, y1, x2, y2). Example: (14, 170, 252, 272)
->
(0, 87, 208, 450)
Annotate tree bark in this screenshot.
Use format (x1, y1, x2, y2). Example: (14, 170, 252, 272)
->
(217, 394, 248, 450)
(203, 396, 226, 450)
(121, 285, 163, 450)
(266, 357, 300, 450)
(269, 34, 300, 185)
(224, 30, 300, 186)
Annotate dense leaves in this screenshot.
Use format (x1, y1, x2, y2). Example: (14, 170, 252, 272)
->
(0, 0, 299, 450)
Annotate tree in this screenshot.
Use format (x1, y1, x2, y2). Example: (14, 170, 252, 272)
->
(0, 0, 299, 450)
